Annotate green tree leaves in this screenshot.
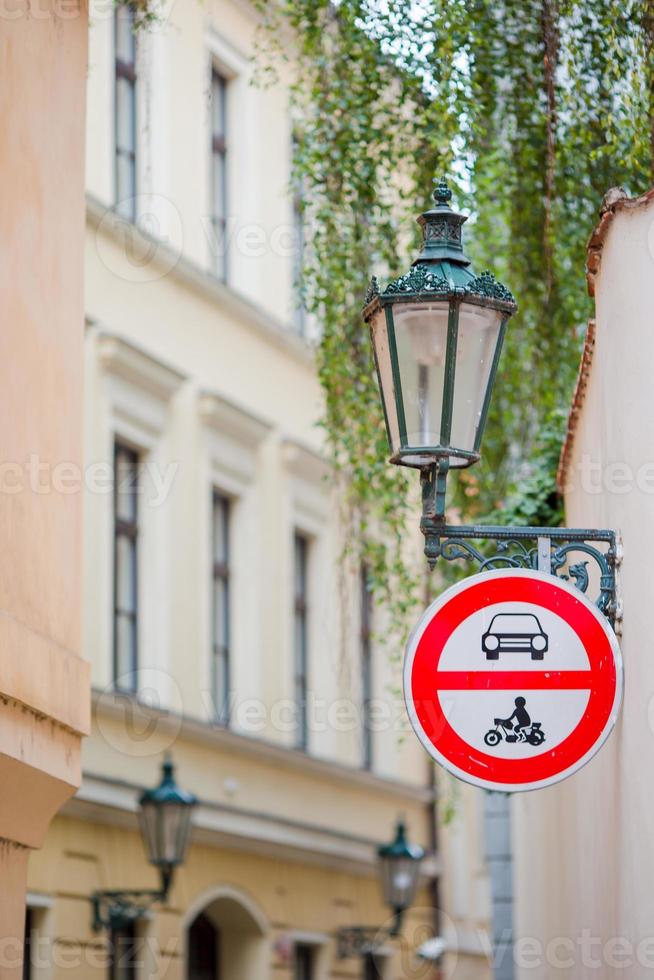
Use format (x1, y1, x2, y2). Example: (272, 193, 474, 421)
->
(256, 0, 652, 642)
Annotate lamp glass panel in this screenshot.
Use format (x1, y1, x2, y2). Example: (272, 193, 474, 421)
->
(369, 308, 400, 454)
(139, 802, 159, 864)
(139, 802, 192, 867)
(378, 854, 421, 912)
(449, 303, 502, 463)
(392, 302, 449, 453)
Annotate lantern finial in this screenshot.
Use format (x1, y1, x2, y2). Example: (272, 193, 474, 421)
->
(433, 176, 452, 206)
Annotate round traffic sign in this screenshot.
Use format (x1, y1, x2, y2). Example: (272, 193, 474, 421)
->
(404, 568, 623, 792)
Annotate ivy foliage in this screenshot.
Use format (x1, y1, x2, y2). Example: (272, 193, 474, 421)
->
(255, 0, 653, 644)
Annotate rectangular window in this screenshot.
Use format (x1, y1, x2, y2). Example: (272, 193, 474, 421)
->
(109, 923, 138, 980)
(210, 68, 228, 280)
(293, 532, 309, 750)
(291, 136, 306, 336)
(114, 442, 139, 690)
(211, 491, 231, 724)
(294, 943, 314, 980)
(114, 5, 137, 219)
(361, 565, 373, 770)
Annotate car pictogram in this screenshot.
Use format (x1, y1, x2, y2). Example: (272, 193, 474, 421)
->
(482, 613, 548, 661)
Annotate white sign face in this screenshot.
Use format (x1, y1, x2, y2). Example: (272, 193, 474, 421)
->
(404, 569, 623, 792)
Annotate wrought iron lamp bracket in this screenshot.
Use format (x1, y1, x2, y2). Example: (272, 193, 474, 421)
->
(91, 868, 172, 931)
(336, 915, 402, 960)
(420, 464, 621, 628)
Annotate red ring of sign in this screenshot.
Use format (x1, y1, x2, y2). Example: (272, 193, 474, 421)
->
(409, 574, 618, 785)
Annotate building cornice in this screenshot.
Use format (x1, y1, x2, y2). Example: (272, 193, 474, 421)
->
(65, 771, 440, 879)
(199, 390, 272, 447)
(86, 195, 315, 369)
(282, 438, 331, 484)
(92, 688, 434, 804)
(97, 331, 187, 402)
(558, 184, 654, 491)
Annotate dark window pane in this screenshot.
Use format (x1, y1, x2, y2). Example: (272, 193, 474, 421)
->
(294, 944, 314, 980)
(114, 442, 138, 688)
(211, 71, 226, 135)
(115, 612, 137, 681)
(210, 68, 228, 280)
(294, 533, 309, 750)
(116, 77, 136, 149)
(212, 493, 230, 724)
(115, 447, 138, 521)
(115, 7, 137, 214)
(361, 565, 373, 770)
(291, 134, 306, 335)
(115, 5, 135, 62)
(116, 535, 136, 611)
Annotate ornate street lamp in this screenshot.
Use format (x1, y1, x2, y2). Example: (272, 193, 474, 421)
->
(364, 177, 516, 476)
(91, 756, 197, 930)
(377, 820, 424, 935)
(336, 819, 425, 959)
(363, 177, 620, 621)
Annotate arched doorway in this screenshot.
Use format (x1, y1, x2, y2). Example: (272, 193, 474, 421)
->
(186, 888, 268, 980)
(188, 913, 220, 980)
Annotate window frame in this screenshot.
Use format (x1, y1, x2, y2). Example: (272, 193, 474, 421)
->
(113, 440, 139, 691)
(293, 531, 310, 751)
(360, 564, 373, 770)
(291, 134, 306, 336)
(211, 490, 231, 725)
(209, 66, 229, 281)
(114, 4, 138, 220)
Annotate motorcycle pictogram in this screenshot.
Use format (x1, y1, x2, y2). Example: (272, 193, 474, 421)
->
(484, 696, 546, 747)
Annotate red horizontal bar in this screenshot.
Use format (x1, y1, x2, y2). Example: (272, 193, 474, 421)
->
(434, 670, 594, 691)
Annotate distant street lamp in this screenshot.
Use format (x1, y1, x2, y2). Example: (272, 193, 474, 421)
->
(336, 819, 424, 960)
(92, 756, 197, 931)
(377, 820, 424, 935)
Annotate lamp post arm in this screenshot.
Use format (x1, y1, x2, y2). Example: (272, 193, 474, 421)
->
(91, 865, 175, 931)
(420, 460, 449, 567)
(419, 516, 620, 627)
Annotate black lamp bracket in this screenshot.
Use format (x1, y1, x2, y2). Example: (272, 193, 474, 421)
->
(336, 911, 403, 959)
(91, 867, 173, 931)
(420, 461, 621, 627)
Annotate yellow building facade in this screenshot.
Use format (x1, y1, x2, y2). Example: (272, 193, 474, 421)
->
(21, 1, 493, 977)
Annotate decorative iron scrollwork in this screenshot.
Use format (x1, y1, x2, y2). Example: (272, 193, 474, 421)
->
(382, 265, 451, 296)
(463, 270, 516, 304)
(431, 526, 619, 624)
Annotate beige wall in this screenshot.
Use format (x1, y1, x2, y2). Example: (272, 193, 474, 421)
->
(85, 0, 298, 328)
(0, 0, 90, 965)
(513, 193, 654, 978)
(28, 814, 437, 980)
(20, 1, 492, 977)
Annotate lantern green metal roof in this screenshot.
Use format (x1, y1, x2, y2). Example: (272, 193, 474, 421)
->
(363, 177, 516, 314)
(377, 820, 424, 862)
(139, 756, 198, 808)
